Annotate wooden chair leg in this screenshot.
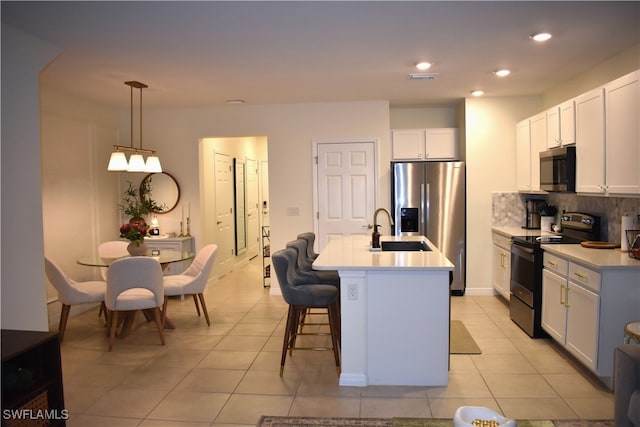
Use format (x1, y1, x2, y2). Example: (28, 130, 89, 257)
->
(327, 302, 341, 374)
(108, 310, 118, 351)
(162, 296, 168, 328)
(58, 304, 70, 342)
(192, 294, 201, 316)
(100, 302, 108, 324)
(197, 293, 210, 326)
(280, 305, 296, 376)
(151, 307, 165, 346)
(288, 307, 303, 356)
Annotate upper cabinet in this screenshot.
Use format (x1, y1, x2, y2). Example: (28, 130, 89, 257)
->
(391, 128, 459, 161)
(576, 70, 639, 195)
(546, 99, 575, 148)
(529, 112, 547, 191)
(516, 119, 532, 191)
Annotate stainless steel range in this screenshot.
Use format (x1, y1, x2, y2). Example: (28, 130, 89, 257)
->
(509, 212, 600, 338)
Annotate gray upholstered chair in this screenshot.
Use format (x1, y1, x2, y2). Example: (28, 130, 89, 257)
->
(297, 232, 319, 260)
(286, 238, 340, 286)
(615, 344, 640, 427)
(272, 247, 340, 376)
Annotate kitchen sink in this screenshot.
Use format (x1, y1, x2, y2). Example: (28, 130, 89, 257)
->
(380, 241, 431, 251)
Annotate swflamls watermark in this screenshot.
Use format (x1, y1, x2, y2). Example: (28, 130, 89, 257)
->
(2, 409, 69, 421)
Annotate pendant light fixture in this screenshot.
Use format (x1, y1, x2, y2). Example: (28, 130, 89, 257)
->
(108, 81, 162, 173)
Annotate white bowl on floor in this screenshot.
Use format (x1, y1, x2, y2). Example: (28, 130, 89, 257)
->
(453, 406, 516, 427)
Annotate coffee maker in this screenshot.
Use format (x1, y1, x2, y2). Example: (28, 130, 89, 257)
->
(524, 199, 543, 229)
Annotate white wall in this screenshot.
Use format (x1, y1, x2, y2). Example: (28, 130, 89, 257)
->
(1, 25, 61, 331)
(464, 96, 541, 293)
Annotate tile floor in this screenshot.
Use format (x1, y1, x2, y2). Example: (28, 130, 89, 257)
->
(58, 257, 614, 426)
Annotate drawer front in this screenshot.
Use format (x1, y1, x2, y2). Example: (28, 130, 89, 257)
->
(492, 233, 511, 249)
(568, 262, 601, 293)
(543, 252, 568, 276)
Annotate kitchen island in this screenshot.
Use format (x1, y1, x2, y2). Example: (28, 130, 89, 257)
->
(313, 235, 454, 387)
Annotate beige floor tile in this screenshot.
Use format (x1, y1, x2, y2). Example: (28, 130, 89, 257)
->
(235, 369, 301, 395)
(63, 385, 110, 413)
(143, 348, 209, 369)
(360, 386, 428, 398)
(523, 349, 579, 374)
(564, 396, 614, 419)
(63, 363, 137, 388)
(429, 398, 501, 419)
(473, 337, 520, 355)
(196, 350, 258, 370)
(471, 354, 538, 374)
(214, 334, 269, 351)
(146, 390, 230, 423)
(543, 373, 612, 398)
(228, 321, 280, 336)
(426, 372, 492, 399)
(289, 396, 361, 417)
(449, 355, 480, 373)
(175, 368, 245, 393)
(297, 365, 361, 397)
(119, 365, 192, 390)
(66, 414, 142, 426)
(83, 388, 169, 418)
(360, 397, 431, 418)
(496, 398, 578, 419)
(215, 394, 294, 424)
(482, 373, 559, 398)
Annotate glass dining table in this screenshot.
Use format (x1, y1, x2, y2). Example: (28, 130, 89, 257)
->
(77, 250, 195, 332)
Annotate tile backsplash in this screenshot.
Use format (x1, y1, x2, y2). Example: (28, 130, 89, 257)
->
(492, 192, 640, 244)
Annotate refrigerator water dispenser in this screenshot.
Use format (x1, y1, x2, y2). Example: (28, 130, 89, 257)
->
(400, 208, 419, 233)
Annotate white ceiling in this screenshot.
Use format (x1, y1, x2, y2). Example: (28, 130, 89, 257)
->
(2, 1, 639, 108)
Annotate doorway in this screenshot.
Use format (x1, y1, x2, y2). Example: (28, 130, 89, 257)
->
(200, 136, 269, 278)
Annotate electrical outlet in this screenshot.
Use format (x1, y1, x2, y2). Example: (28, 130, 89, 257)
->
(347, 284, 358, 300)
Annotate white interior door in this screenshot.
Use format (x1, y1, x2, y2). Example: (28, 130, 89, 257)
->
(215, 152, 234, 276)
(246, 158, 259, 258)
(315, 140, 376, 251)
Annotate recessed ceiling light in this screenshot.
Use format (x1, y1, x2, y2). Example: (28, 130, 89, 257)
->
(416, 62, 432, 71)
(530, 32, 552, 42)
(226, 99, 246, 104)
(494, 69, 511, 77)
(471, 90, 484, 97)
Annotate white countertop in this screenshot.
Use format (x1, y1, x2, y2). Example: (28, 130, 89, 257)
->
(492, 226, 640, 270)
(313, 235, 454, 271)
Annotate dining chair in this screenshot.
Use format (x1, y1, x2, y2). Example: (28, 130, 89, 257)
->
(105, 257, 165, 351)
(162, 244, 218, 327)
(97, 240, 129, 280)
(44, 257, 107, 342)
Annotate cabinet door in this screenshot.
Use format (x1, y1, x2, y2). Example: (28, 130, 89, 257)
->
(391, 129, 425, 160)
(541, 268, 567, 343)
(529, 113, 547, 191)
(546, 107, 561, 148)
(575, 87, 606, 193)
(566, 281, 600, 371)
(424, 128, 458, 160)
(492, 244, 510, 300)
(559, 99, 575, 145)
(605, 70, 640, 195)
(516, 119, 532, 191)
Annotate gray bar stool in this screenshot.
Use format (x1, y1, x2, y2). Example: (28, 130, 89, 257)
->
(272, 247, 341, 376)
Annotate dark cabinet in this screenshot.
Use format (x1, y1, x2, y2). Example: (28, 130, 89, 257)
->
(2, 330, 66, 426)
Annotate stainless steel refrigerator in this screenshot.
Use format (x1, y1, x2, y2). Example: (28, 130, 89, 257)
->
(391, 161, 466, 295)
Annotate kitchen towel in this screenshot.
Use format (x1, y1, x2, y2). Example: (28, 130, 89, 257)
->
(621, 214, 634, 251)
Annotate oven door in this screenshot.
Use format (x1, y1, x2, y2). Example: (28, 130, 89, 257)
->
(510, 240, 538, 307)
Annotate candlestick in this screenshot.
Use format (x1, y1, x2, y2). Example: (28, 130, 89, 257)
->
(188, 202, 191, 219)
(186, 217, 191, 237)
(179, 221, 184, 237)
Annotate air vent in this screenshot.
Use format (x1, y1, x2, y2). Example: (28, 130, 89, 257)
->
(409, 73, 438, 80)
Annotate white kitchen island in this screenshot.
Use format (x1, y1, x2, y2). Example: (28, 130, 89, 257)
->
(313, 235, 454, 387)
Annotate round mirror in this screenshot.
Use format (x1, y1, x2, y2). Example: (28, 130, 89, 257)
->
(140, 172, 180, 214)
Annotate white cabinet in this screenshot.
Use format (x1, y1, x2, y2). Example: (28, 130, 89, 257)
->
(546, 99, 575, 148)
(516, 119, 532, 191)
(605, 70, 640, 195)
(391, 128, 458, 160)
(529, 113, 547, 191)
(541, 252, 599, 371)
(576, 70, 639, 195)
(492, 232, 511, 300)
(145, 236, 194, 275)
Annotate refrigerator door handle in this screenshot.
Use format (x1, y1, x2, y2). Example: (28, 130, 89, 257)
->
(422, 183, 429, 236)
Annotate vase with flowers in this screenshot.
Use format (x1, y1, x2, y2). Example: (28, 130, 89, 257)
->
(120, 221, 149, 256)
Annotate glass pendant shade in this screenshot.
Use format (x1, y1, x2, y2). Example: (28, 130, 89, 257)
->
(127, 154, 147, 172)
(108, 152, 128, 171)
(145, 155, 163, 173)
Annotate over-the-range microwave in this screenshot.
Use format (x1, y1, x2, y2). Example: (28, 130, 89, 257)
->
(539, 146, 576, 192)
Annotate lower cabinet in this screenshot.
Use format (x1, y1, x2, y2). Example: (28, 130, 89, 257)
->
(492, 232, 511, 300)
(541, 250, 639, 387)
